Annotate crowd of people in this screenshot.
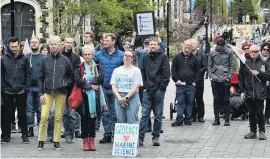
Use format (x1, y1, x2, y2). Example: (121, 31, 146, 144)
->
(1, 30, 270, 152)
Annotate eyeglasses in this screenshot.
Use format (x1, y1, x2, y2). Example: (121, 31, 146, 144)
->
(124, 55, 133, 58)
(251, 51, 259, 54)
(243, 47, 249, 50)
(263, 48, 269, 51)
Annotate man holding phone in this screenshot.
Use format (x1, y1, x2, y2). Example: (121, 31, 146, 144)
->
(171, 39, 200, 127)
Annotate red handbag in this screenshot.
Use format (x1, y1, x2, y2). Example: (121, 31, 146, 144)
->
(68, 84, 83, 109)
(68, 63, 84, 109)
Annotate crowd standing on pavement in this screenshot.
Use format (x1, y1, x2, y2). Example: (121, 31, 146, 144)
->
(1, 28, 270, 153)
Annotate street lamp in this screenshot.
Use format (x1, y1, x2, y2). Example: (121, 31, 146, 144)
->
(204, 15, 209, 44)
(210, 0, 213, 42)
(166, 0, 170, 57)
(10, 0, 15, 37)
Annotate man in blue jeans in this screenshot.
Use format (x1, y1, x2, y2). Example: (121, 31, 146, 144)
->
(139, 38, 170, 146)
(171, 39, 199, 126)
(25, 37, 44, 137)
(94, 33, 124, 143)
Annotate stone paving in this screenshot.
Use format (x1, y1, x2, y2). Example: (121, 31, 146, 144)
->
(2, 79, 270, 158)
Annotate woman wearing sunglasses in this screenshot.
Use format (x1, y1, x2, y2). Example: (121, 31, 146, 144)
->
(260, 42, 270, 125)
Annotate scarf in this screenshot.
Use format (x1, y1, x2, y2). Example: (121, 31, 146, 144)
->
(84, 61, 97, 118)
(260, 54, 269, 61)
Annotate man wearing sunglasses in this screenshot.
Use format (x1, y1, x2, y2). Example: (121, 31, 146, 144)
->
(239, 45, 270, 140)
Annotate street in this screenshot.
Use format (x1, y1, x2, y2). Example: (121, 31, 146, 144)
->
(2, 79, 270, 158)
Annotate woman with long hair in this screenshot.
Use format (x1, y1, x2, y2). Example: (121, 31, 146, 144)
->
(110, 49, 142, 124)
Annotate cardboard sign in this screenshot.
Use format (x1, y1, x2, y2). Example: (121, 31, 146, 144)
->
(233, 25, 251, 38)
(112, 123, 139, 157)
(134, 11, 155, 36)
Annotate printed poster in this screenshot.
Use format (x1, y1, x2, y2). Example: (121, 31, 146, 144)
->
(134, 11, 155, 36)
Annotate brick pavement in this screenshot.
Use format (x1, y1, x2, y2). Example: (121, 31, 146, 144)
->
(2, 79, 270, 158)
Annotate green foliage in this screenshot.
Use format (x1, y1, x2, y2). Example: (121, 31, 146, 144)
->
(50, 0, 160, 36)
(261, 0, 270, 8)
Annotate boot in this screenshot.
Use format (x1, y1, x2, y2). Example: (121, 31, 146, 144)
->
(171, 118, 183, 127)
(83, 138, 90, 151)
(212, 116, 220, 126)
(89, 137, 96, 151)
(224, 118, 230, 126)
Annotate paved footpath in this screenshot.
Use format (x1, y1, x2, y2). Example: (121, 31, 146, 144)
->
(2, 79, 270, 158)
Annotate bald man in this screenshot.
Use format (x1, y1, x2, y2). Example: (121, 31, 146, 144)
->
(171, 39, 200, 127)
(239, 45, 270, 140)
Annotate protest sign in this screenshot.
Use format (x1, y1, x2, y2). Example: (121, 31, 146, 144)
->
(233, 25, 251, 38)
(134, 11, 155, 36)
(112, 123, 139, 157)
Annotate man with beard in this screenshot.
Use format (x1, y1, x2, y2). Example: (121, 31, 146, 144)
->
(1, 37, 31, 143)
(25, 37, 44, 137)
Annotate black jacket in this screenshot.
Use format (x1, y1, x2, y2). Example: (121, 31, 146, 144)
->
(195, 49, 207, 82)
(38, 53, 74, 95)
(1, 49, 31, 93)
(62, 50, 80, 96)
(141, 50, 170, 93)
(171, 52, 199, 84)
(239, 57, 270, 100)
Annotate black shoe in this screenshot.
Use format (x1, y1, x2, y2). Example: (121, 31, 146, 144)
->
(61, 134, 65, 138)
(145, 126, 152, 132)
(28, 127, 34, 137)
(184, 118, 192, 125)
(74, 131, 81, 138)
(99, 136, 112, 143)
(54, 142, 62, 150)
(160, 130, 164, 133)
(37, 141, 44, 150)
(171, 119, 183, 127)
(139, 139, 144, 146)
(22, 135, 29, 144)
(212, 120, 220, 126)
(11, 124, 17, 133)
(224, 120, 230, 126)
(198, 118, 205, 123)
(152, 137, 160, 146)
(192, 117, 197, 122)
(1, 137, 10, 143)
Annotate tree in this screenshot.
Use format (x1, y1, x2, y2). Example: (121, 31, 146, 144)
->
(261, 0, 270, 8)
(50, 0, 159, 37)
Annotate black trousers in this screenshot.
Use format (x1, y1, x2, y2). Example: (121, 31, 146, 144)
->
(78, 94, 96, 139)
(246, 99, 265, 133)
(211, 81, 230, 119)
(1, 93, 28, 138)
(265, 99, 270, 118)
(192, 82, 205, 119)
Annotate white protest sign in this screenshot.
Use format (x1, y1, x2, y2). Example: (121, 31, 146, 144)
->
(112, 123, 139, 157)
(135, 12, 155, 36)
(233, 25, 252, 38)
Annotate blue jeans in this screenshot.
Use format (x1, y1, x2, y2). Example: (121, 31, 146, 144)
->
(115, 92, 139, 124)
(101, 89, 117, 137)
(176, 85, 196, 119)
(27, 87, 41, 128)
(139, 90, 165, 140)
(62, 101, 77, 139)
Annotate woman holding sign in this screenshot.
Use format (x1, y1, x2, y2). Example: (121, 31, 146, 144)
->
(110, 49, 143, 124)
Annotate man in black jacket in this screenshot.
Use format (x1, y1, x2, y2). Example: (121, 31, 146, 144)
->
(1, 37, 31, 143)
(47, 36, 81, 143)
(171, 39, 199, 127)
(139, 37, 170, 147)
(239, 45, 270, 140)
(191, 39, 207, 123)
(37, 36, 73, 150)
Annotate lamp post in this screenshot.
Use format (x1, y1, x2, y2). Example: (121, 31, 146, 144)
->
(10, 0, 15, 37)
(210, 0, 213, 42)
(166, 0, 170, 57)
(205, 15, 209, 44)
(190, 0, 192, 38)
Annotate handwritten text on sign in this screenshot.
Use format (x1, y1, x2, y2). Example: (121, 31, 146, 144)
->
(135, 12, 155, 36)
(112, 123, 139, 157)
(233, 25, 251, 37)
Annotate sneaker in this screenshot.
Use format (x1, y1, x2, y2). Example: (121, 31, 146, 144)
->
(160, 130, 164, 133)
(258, 131, 267, 140)
(1, 137, 10, 143)
(54, 142, 62, 150)
(99, 136, 111, 143)
(244, 132, 257, 139)
(198, 118, 205, 123)
(192, 117, 197, 122)
(224, 120, 230, 126)
(212, 120, 220, 126)
(66, 137, 73, 143)
(37, 141, 44, 150)
(22, 135, 29, 144)
(184, 119, 192, 125)
(139, 139, 144, 146)
(28, 127, 34, 137)
(171, 119, 183, 127)
(152, 137, 160, 146)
